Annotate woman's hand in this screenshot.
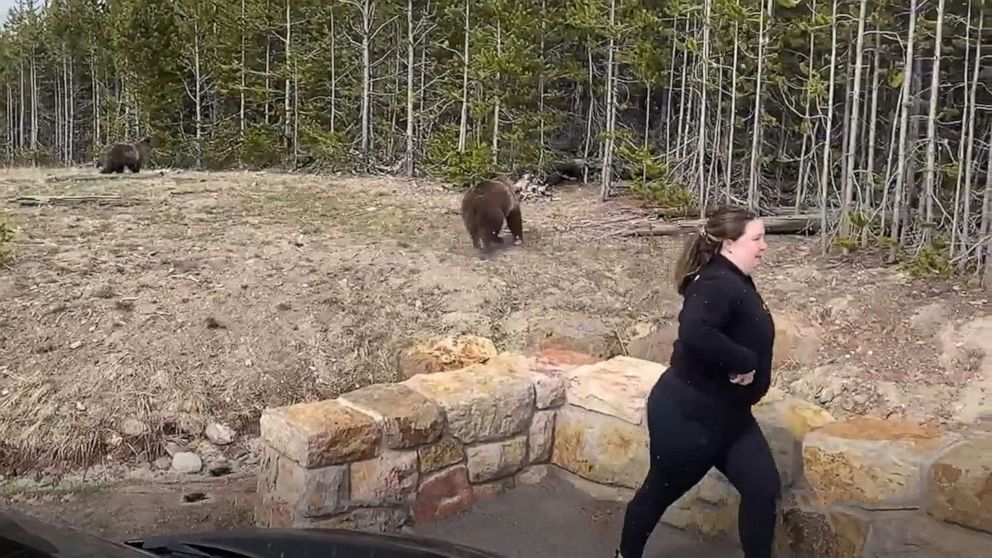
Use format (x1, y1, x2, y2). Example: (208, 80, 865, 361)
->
(729, 371, 755, 385)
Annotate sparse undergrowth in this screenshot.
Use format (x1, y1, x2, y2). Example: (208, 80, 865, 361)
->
(0, 167, 987, 477)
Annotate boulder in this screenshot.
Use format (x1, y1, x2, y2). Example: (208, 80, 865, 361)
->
(565, 355, 668, 425)
(397, 334, 498, 380)
(926, 435, 992, 534)
(403, 363, 534, 444)
(259, 399, 380, 468)
(802, 417, 959, 507)
(338, 383, 444, 449)
(551, 405, 649, 489)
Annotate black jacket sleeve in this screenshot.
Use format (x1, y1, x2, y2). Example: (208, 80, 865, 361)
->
(677, 273, 760, 376)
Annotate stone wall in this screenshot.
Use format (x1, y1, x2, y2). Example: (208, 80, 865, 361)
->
(254, 349, 992, 556)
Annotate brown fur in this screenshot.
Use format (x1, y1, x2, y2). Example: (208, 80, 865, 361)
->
(99, 137, 151, 174)
(460, 174, 527, 258)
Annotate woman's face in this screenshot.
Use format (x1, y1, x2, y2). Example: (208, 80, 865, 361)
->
(722, 218, 767, 275)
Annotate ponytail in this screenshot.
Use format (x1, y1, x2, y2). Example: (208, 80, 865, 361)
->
(673, 227, 721, 295)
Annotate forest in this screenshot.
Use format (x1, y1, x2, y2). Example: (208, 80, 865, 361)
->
(0, 0, 990, 282)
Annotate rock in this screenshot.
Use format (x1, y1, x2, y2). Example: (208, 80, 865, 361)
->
(164, 442, 184, 457)
(255, 445, 349, 524)
(522, 313, 624, 359)
(480, 352, 567, 409)
(259, 399, 380, 468)
(552, 405, 649, 490)
(926, 436, 992, 534)
(624, 323, 678, 366)
(771, 311, 823, 368)
(338, 383, 444, 449)
(403, 364, 534, 444)
(411, 464, 474, 523)
(778, 505, 872, 558)
(153, 456, 172, 470)
(565, 356, 668, 425)
(397, 334, 498, 380)
(465, 436, 527, 483)
(752, 388, 835, 487)
(528, 411, 555, 464)
(205, 423, 236, 445)
(120, 418, 149, 438)
(802, 417, 959, 507)
(417, 435, 465, 474)
(349, 450, 419, 506)
(171, 452, 202, 474)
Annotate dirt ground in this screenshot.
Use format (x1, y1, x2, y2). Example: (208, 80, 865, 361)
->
(1, 166, 990, 536)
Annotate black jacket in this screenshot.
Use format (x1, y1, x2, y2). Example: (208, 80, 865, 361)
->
(667, 252, 776, 410)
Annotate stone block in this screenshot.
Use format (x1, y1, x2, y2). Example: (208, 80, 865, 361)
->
(528, 410, 555, 464)
(926, 436, 992, 534)
(474, 352, 566, 409)
(778, 504, 872, 558)
(338, 383, 444, 449)
(465, 436, 527, 483)
(531, 370, 566, 409)
(254, 444, 348, 526)
(753, 387, 835, 487)
(565, 356, 668, 425)
(349, 449, 419, 507)
(259, 399, 380, 468)
(551, 404, 649, 489)
(802, 417, 959, 507)
(403, 365, 534, 444)
(411, 464, 474, 523)
(418, 435, 465, 473)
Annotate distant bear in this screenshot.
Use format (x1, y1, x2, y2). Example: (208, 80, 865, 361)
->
(460, 174, 528, 259)
(98, 137, 151, 174)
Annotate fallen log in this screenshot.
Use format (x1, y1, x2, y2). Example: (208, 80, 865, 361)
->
(616, 213, 825, 237)
(8, 194, 143, 207)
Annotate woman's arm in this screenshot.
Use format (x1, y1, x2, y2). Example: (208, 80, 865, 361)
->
(676, 274, 759, 376)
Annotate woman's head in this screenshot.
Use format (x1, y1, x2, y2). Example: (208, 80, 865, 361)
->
(674, 206, 767, 294)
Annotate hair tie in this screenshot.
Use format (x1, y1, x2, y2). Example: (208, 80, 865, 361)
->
(699, 227, 720, 245)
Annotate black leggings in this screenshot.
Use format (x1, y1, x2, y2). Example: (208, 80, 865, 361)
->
(618, 376, 781, 558)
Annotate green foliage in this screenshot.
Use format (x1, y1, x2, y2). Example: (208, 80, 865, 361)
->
(900, 238, 955, 279)
(298, 120, 353, 171)
(238, 125, 286, 169)
(617, 141, 696, 218)
(422, 125, 497, 189)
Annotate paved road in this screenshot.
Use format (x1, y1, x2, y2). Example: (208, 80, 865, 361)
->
(412, 471, 742, 558)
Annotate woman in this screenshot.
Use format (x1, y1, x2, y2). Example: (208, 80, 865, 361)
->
(615, 206, 781, 558)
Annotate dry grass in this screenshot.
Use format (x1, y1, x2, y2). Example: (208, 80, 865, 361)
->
(0, 165, 987, 474)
